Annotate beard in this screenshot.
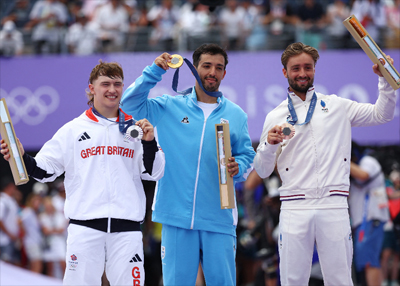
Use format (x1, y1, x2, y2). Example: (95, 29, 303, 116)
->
(201, 76, 220, 92)
(287, 75, 314, 94)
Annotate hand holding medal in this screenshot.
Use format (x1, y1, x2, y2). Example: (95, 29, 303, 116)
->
(267, 123, 295, 145)
(154, 52, 223, 98)
(135, 119, 154, 142)
(124, 119, 155, 142)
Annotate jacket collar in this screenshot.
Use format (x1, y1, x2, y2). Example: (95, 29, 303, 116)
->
(189, 87, 223, 105)
(85, 107, 133, 122)
(287, 85, 316, 102)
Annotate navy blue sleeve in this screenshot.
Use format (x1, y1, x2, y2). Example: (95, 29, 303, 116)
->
(23, 153, 53, 180)
(141, 139, 159, 175)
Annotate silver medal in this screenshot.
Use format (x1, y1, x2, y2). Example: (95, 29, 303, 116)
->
(125, 125, 143, 142)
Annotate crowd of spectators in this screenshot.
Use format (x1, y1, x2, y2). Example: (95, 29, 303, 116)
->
(0, 177, 68, 279)
(0, 0, 399, 57)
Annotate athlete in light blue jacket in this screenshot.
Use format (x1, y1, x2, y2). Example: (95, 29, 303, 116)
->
(121, 44, 255, 285)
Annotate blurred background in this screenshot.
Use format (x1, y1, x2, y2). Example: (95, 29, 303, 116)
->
(0, 0, 399, 285)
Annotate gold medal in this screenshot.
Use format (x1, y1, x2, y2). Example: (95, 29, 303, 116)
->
(168, 54, 184, 69)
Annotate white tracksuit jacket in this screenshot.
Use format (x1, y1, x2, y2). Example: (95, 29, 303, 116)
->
(254, 77, 396, 209)
(26, 108, 165, 221)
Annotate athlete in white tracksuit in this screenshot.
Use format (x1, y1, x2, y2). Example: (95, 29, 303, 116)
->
(254, 42, 397, 286)
(1, 61, 165, 286)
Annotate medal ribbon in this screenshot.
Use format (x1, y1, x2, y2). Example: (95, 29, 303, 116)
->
(92, 107, 134, 134)
(287, 92, 317, 126)
(172, 58, 222, 98)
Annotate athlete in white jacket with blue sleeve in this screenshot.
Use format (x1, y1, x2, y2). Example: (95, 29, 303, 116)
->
(1, 60, 165, 286)
(254, 42, 397, 286)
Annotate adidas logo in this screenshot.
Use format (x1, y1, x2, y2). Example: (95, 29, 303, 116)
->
(181, 116, 189, 124)
(129, 254, 142, 263)
(78, 132, 91, 141)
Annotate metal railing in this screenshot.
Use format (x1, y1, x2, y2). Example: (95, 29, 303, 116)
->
(4, 23, 396, 57)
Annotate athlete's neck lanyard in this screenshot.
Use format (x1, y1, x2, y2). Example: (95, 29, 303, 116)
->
(92, 106, 133, 134)
(172, 58, 223, 98)
(287, 92, 317, 126)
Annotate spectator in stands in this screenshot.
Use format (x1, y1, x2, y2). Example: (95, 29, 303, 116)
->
(25, 0, 69, 55)
(244, 171, 281, 286)
(92, 0, 130, 53)
(40, 196, 68, 278)
(64, 0, 84, 26)
(295, 0, 327, 49)
(49, 179, 68, 245)
(263, 0, 296, 50)
(81, 0, 107, 20)
(147, 0, 180, 51)
(20, 193, 44, 273)
(218, 0, 246, 50)
(350, 0, 386, 47)
(0, 20, 24, 57)
(0, 178, 21, 266)
(65, 11, 100, 55)
(180, 0, 199, 15)
(142, 182, 163, 286)
(381, 169, 400, 286)
(121, 0, 137, 20)
(50, 178, 66, 215)
(129, 2, 149, 29)
(236, 169, 265, 285)
(125, 3, 151, 52)
(325, 0, 351, 49)
(12, 188, 24, 210)
(32, 181, 49, 197)
(0, 0, 15, 20)
(241, 0, 268, 51)
(179, 2, 212, 51)
(384, 0, 400, 49)
(1, 0, 32, 29)
(349, 143, 389, 286)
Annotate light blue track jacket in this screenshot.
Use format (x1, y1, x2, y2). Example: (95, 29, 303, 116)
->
(121, 63, 255, 236)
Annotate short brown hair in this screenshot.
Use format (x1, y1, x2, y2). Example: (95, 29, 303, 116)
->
(281, 42, 319, 70)
(85, 60, 124, 106)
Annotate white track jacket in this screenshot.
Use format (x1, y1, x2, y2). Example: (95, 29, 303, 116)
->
(254, 77, 396, 209)
(26, 108, 165, 221)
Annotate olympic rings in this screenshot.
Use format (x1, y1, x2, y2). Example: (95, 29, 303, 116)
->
(0, 86, 60, 126)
